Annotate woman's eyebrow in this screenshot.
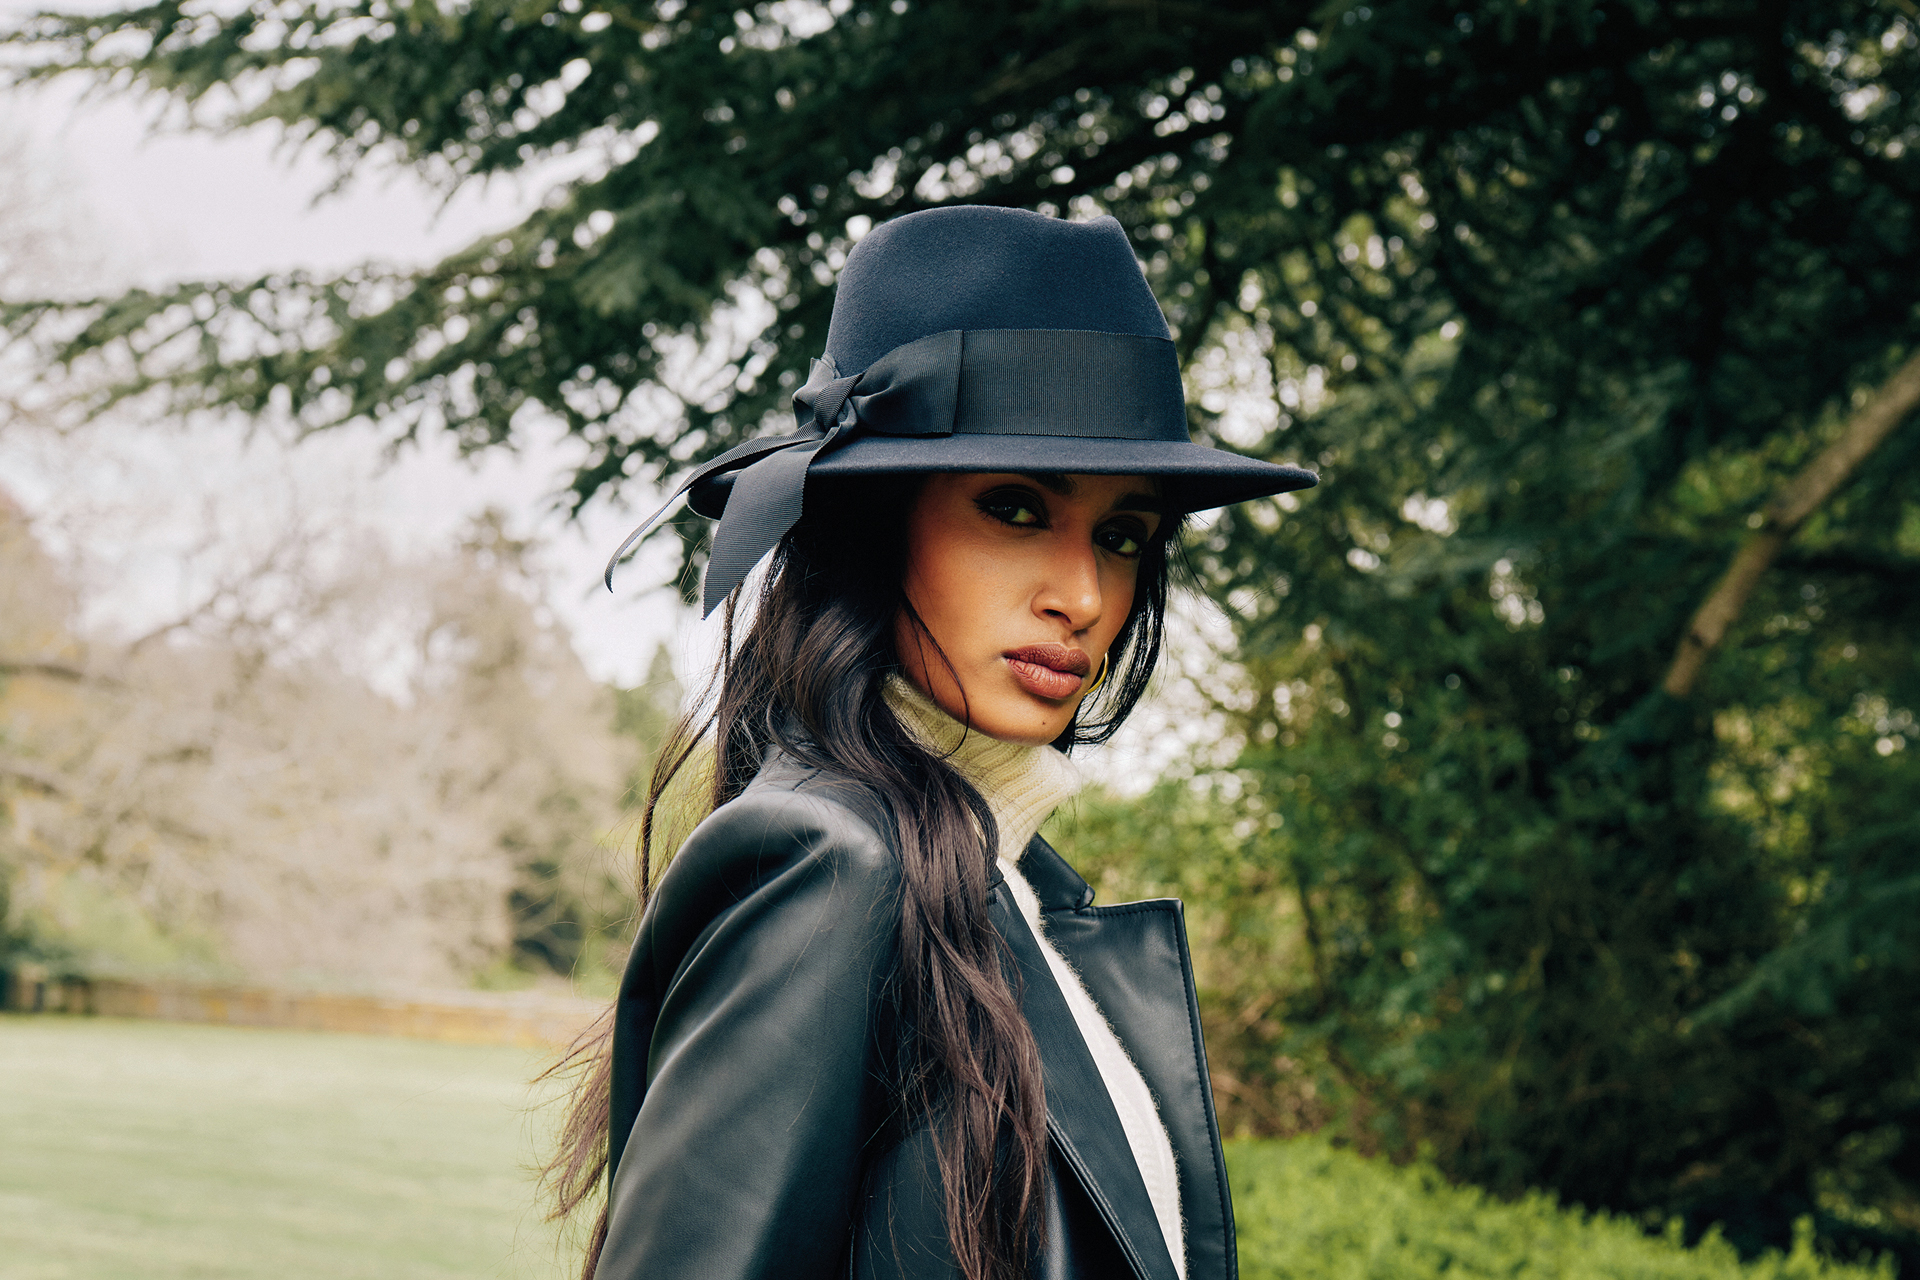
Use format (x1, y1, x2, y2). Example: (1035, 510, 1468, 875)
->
(1112, 491, 1167, 516)
(1022, 472, 1074, 496)
(1015, 474, 1165, 515)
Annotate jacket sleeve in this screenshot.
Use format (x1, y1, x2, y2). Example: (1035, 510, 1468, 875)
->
(595, 784, 902, 1280)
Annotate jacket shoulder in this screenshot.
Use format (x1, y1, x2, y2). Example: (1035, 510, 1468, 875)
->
(642, 756, 900, 952)
(601, 756, 910, 1277)
(689, 757, 895, 873)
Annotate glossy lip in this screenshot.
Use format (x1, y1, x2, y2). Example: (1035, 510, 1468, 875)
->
(1003, 644, 1092, 677)
(1002, 644, 1092, 702)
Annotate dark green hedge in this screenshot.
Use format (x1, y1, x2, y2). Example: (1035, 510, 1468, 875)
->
(1228, 1138, 1893, 1280)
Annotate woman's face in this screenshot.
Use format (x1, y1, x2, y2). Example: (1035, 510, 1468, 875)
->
(895, 472, 1164, 745)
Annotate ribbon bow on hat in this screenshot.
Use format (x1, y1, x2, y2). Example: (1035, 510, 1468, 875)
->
(602, 329, 966, 616)
(603, 327, 1192, 616)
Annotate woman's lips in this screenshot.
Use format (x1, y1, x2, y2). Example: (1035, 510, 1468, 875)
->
(1003, 644, 1091, 701)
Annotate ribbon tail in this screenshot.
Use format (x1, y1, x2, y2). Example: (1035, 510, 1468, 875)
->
(609, 366, 855, 600)
(700, 439, 822, 617)
(602, 431, 826, 591)
(602, 492, 687, 591)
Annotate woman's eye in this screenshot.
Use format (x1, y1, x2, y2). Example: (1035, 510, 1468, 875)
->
(979, 493, 1044, 527)
(1096, 523, 1145, 558)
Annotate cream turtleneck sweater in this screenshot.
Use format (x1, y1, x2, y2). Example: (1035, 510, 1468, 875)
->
(885, 677, 1187, 1279)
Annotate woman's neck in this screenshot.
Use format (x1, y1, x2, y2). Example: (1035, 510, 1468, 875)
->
(883, 675, 1083, 862)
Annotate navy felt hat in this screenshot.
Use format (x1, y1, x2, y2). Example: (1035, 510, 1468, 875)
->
(608, 205, 1317, 614)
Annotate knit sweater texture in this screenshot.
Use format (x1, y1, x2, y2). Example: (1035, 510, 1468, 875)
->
(884, 677, 1187, 1278)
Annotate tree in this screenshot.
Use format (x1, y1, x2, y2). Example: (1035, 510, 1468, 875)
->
(6, 0, 1919, 1256)
(0, 496, 644, 989)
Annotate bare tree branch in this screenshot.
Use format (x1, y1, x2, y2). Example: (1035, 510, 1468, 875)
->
(1663, 348, 1920, 698)
(123, 520, 313, 656)
(0, 655, 124, 686)
(0, 755, 65, 794)
(0, 656, 86, 680)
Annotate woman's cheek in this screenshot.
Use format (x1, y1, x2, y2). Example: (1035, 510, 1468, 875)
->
(953, 543, 1028, 612)
(1101, 563, 1138, 637)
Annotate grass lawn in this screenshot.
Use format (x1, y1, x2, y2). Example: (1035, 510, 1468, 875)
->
(0, 1014, 575, 1280)
(4, 1013, 1888, 1280)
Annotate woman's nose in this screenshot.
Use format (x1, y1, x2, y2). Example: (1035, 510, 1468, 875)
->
(1033, 537, 1103, 631)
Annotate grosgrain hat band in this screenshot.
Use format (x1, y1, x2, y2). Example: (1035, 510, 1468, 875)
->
(603, 327, 1188, 615)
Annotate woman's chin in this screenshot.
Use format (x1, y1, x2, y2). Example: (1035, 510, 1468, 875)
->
(916, 670, 1078, 745)
(965, 690, 1078, 745)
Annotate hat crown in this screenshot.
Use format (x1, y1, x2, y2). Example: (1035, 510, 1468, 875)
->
(824, 207, 1170, 375)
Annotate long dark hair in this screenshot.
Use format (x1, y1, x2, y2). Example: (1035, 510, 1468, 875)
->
(542, 472, 1179, 1280)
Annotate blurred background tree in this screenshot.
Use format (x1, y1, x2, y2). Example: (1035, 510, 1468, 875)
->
(0, 490, 655, 990)
(5, 0, 1918, 1264)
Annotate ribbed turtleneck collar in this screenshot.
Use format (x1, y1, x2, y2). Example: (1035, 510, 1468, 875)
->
(883, 675, 1083, 862)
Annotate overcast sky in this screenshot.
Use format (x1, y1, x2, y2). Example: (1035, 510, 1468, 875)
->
(1, 36, 694, 689)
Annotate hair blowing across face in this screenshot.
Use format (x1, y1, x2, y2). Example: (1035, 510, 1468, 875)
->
(542, 475, 1179, 1280)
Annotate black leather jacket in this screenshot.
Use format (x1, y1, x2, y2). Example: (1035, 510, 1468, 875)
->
(597, 751, 1237, 1280)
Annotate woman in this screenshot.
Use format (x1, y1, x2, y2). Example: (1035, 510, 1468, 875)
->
(552, 206, 1316, 1280)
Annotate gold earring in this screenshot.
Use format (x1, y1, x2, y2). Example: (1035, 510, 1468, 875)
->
(1084, 655, 1110, 696)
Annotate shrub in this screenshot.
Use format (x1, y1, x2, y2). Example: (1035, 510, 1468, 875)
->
(1227, 1138, 1894, 1280)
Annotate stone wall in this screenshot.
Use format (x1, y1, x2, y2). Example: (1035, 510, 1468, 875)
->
(0, 963, 603, 1048)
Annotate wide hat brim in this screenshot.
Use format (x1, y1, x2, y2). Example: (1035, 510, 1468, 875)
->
(690, 433, 1317, 518)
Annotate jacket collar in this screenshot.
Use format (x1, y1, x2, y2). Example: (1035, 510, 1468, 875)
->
(1020, 834, 1096, 912)
(989, 879, 1181, 1280)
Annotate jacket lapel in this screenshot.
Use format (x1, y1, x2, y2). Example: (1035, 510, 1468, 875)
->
(990, 870, 1182, 1280)
(1019, 837, 1239, 1280)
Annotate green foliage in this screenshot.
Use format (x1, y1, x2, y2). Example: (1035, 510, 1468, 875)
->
(7, 0, 1920, 1260)
(1051, 778, 1331, 1139)
(1154, 3, 1920, 1255)
(0, 864, 234, 982)
(1226, 1137, 1894, 1280)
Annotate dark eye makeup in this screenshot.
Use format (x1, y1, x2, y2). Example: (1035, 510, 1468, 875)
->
(1095, 519, 1148, 558)
(975, 485, 1153, 559)
(976, 487, 1045, 527)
